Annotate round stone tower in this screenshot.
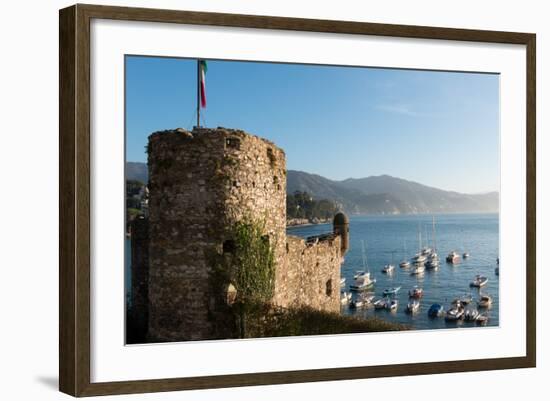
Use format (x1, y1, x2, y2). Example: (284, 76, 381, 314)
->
(146, 127, 286, 342)
(333, 212, 349, 255)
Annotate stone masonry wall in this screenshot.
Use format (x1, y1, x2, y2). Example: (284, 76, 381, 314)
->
(146, 127, 344, 342)
(276, 235, 342, 312)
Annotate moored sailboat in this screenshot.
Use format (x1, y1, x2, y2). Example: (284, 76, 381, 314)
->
(399, 240, 410, 268)
(349, 241, 376, 291)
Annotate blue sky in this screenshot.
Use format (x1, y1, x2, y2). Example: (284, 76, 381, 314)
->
(126, 56, 499, 194)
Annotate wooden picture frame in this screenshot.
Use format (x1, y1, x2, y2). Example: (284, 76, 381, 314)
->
(59, 3, 536, 397)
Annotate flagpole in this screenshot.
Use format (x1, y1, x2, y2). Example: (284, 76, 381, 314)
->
(196, 59, 200, 128)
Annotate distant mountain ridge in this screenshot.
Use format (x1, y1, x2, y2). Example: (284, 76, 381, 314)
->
(125, 162, 498, 215)
(286, 171, 498, 215)
(126, 162, 148, 184)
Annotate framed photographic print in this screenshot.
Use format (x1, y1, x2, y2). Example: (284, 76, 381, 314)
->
(59, 4, 536, 397)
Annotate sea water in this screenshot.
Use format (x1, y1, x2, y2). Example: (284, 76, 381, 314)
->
(287, 213, 499, 330)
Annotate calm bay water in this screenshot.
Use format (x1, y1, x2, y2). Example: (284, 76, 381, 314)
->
(126, 213, 499, 330)
(287, 213, 499, 330)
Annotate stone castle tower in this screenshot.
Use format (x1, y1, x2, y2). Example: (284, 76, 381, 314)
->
(134, 127, 348, 342)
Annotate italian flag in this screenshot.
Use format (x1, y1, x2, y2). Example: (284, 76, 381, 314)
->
(199, 60, 207, 108)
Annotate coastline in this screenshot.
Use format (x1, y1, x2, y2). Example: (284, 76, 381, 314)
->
(286, 218, 331, 228)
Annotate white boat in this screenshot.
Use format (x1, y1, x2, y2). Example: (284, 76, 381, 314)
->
(464, 308, 480, 321)
(470, 275, 489, 287)
(400, 240, 410, 268)
(373, 297, 387, 309)
(406, 299, 420, 314)
(349, 298, 364, 309)
(463, 252, 470, 259)
(426, 252, 440, 269)
(421, 247, 432, 256)
(383, 286, 401, 296)
(381, 264, 395, 274)
(349, 292, 375, 309)
(446, 251, 461, 264)
(478, 294, 493, 308)
(340, 277, 346, 287)
(340, 291, 352, 305)
(399, 260, 411, 269)
(445, 304, 465, 321)
(362, 293, 376, 304)
(408, 286, 424, 298)
(350, 241, 376, 291)
(411, 225, 427, 265)
(350, 271, 376, 291)
(426, 218, 440, 270)
(410, 263, 425, 275)
(388, 299, 399, 311)
(412, 253, 427, 265)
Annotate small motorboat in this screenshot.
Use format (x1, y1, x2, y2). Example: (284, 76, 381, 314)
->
(340, 291, 352, 305)
(350, 271, 376, 291)
(381, 264, 395, 274)
(387, 299, 399, 311)
(406, 299, 420, 314)
(340, 277, 346, 287)
(412, 253, 427, 265)
(445, 304, 465, 321)
(410, 263, 425, 275)
(383, 286, 401, 296)
(463, 252, 470, 259)
(446, 251, 461, 264)
(478, 294, 493, 308)
(421, 247, 432, 256)
(364, 294, 376, 304)
(351, 241, 376, 291)
(428, 303, 444, 318)
(470, 275, 489, 287)
(349, 298, 364, 309)
(425, 256, 440, 270)
(399, 260, 411, 269)
(373, 297, 387, 310)
(464, 308, 480, 321)
(409, 286, 424, 298)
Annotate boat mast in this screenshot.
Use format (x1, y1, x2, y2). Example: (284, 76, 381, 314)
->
(362, 240, 368, 271)
(432, 216, 437, 253)
(418, 223, 422, 252)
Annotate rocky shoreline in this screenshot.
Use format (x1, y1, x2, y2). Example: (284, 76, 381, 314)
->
(286, 217, 331, 227)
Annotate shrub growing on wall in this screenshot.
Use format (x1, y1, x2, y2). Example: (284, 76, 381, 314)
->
(211, 218, 276, 338)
